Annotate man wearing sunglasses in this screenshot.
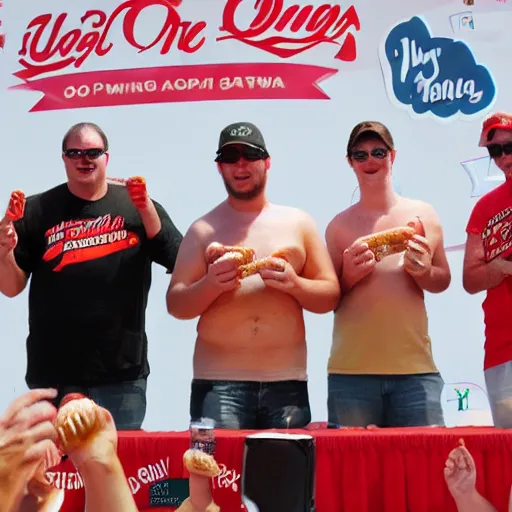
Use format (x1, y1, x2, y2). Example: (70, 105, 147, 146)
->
(0, 122, 183, 430)
(325, 121, 451, 428)
(166, 122, 340, 429)
(463, 112, 512, 429)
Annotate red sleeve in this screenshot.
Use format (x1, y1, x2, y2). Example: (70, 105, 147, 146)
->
(466, 197, 490, 236)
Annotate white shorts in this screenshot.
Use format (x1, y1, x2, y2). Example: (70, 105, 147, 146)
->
(485, 360, 512, 428)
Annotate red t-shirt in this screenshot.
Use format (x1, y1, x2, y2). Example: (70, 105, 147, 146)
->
(466, 180, 512, 370)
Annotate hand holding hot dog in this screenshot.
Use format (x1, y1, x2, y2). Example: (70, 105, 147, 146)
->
(404, 234, 432, 277)
(126, 177, 148, 210)
(341, 239, 376, 289)
(0, 190, 26, 259)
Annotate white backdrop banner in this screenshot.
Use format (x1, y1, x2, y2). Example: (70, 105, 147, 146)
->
(1, 0, 511, 430)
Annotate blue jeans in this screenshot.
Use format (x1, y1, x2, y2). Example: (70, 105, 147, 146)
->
(50, 378, 147, 430)
(190, 379, 311, 429)
(327, 373, 445, 427)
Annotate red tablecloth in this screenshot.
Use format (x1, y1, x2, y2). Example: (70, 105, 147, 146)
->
(47, 427, 512, 512)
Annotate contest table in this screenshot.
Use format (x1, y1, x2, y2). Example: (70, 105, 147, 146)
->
(48, 427, 512, 512)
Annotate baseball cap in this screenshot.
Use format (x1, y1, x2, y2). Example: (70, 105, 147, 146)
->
(478, 112, 512, 147)
(346, 121, 395, 155)
(216, 122, 269, 154)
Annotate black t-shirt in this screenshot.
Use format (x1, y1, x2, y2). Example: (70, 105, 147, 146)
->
(13, 183, 183, 388)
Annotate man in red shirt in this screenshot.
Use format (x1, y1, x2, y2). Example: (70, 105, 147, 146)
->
(463, 112, 512, 429)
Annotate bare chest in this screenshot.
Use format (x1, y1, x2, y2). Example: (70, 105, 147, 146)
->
(343, 211, 423, 247)
(207, 215, 306, 271)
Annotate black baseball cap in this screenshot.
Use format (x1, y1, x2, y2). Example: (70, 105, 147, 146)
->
(216, 122, 269, 155)
(346, 121, 395, 156)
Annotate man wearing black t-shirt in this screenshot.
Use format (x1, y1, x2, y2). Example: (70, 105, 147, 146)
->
(0, 122, 183, 430)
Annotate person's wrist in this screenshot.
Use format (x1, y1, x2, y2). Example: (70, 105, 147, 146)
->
(70, 444, 118, 473)
(451, 486, 479, 504)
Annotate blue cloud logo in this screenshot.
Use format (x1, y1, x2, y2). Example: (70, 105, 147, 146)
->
(379, 16, 496, 120)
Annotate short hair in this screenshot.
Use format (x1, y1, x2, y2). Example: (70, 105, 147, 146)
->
(62, 123, 109, 152)
(487, 128, 496, 143)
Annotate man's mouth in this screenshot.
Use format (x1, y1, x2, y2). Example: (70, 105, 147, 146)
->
(77, 166, 95, 174)
(364, 169, 379, 175)
(234, 175, 250, 181)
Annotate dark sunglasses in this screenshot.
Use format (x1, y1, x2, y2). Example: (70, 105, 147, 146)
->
(215, 146, 268, 164)
(63, 148, 106, 160)
(350, 148, 388, 161)
(487, 143, 512, 159)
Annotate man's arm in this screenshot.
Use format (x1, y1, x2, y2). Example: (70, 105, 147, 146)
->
(409, 210, 451, 293)
(0, 212, 34, 298)
(286, 213, 340, 314)
(463, 233, 512, 294)
(146, 200, 183, 273)
(166, 223, 223, 320)
(0, 251, 29, 298)
(325, 218, 344, 279)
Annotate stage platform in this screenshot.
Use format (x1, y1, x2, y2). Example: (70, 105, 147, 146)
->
(47, 427, 512, 512)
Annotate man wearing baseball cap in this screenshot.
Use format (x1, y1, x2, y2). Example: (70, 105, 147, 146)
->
(325, 121, 451, 428)
(463, 111, 512, 428)
(166, 122, 340, 429)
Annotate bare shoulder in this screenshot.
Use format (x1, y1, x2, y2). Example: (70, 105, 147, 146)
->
(268, 203, 317, 226)
(186, 204, 225, 240)
(326, 205, 359, 234)
(402, 197, 441, 224)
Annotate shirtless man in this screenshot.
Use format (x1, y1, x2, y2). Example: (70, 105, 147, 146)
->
(325, 121, 451, 427)
(166, 122, 340, 429)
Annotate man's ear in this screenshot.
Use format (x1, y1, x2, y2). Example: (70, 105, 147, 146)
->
(216, 162, 222, 174)
(264, 157, 271, 171)
(390, 150, 397, 165)
(105, 153, 110, 165)
(346, 155, 353, 168)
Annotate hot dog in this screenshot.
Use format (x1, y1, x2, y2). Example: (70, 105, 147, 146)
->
(359, 217, 425, 262)
(54, 394, 100, 452)
(5, 190, 26, 221)
(237, 250, 289, 278)
(205, 242, 255, 266)
(183, 448, 220, 477)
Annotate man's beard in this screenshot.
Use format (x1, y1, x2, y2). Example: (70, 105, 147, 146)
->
(223, 176, 266, 200)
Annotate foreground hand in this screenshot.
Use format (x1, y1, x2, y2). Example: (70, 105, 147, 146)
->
(0, 389, 58, 510)
(0, 389, 58, 470)
(25, 441, 63, 504)
(404, 234, 432, 277)
(55, 397, 118, 470)
(342, 240, 376, 287)
(259, 258, 298, 290)
(444, 443, 477, 500)
(126, 176, 148, 210)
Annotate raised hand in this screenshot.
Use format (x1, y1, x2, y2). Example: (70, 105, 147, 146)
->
(126, 176, 148, 210)
(444, 439, 477, 500)
(54, 393, 117, 470)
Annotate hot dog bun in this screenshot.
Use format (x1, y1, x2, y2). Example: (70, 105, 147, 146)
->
(183, 448, 220, 477)
(360, 217, 425, 261)
(54, 396, 99, 452)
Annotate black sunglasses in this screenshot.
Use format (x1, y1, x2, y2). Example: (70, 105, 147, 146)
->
(63, 148, 106, 160)
(215, 146, 268, 164)
(350, 148, 389, 162)
(487, 143, 512, 159)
